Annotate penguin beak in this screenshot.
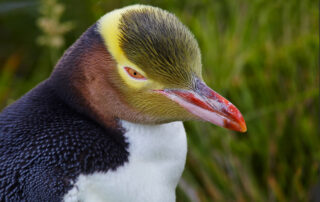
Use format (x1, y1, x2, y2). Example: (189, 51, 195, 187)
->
(154, 80, 247, 132)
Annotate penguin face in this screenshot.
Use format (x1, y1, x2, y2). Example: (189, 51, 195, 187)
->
(97, 5, 246, 132)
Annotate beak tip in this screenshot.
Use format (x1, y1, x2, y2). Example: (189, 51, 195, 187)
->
(231, 110, 247, 133)
(240, 123, 247, 133)
(236, 116, 247, 133)
(223, 115, 247, 133)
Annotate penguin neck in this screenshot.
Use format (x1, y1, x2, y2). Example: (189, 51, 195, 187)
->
(48, 24, 129, 129)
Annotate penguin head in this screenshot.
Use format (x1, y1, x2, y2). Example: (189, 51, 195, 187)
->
(55, 5, 246, 132)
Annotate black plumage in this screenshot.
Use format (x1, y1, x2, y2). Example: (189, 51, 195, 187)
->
(0, 67, 128, 201)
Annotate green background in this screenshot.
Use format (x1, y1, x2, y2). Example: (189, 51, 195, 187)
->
(0, 0, 319, 201)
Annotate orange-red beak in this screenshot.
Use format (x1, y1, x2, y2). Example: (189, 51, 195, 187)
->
(155, 79, 247, 132)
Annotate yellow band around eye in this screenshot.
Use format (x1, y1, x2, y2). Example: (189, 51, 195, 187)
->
(98, 5, 164, 90)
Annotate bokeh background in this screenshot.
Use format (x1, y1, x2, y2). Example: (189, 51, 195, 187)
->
(0, 0, 319, 201)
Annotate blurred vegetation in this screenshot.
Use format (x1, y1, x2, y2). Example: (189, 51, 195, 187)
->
(0, 0, 319, 201)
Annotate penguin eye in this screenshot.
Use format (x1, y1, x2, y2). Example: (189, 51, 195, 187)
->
(124, 67, 146, 80)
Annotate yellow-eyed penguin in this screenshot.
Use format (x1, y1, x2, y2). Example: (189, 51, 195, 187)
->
(0, 5, 246, 202)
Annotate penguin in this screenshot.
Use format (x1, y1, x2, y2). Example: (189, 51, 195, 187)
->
(0, 5, 247, 202)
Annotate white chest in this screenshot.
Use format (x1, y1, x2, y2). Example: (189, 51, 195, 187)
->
(64, 121, 187, 202)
